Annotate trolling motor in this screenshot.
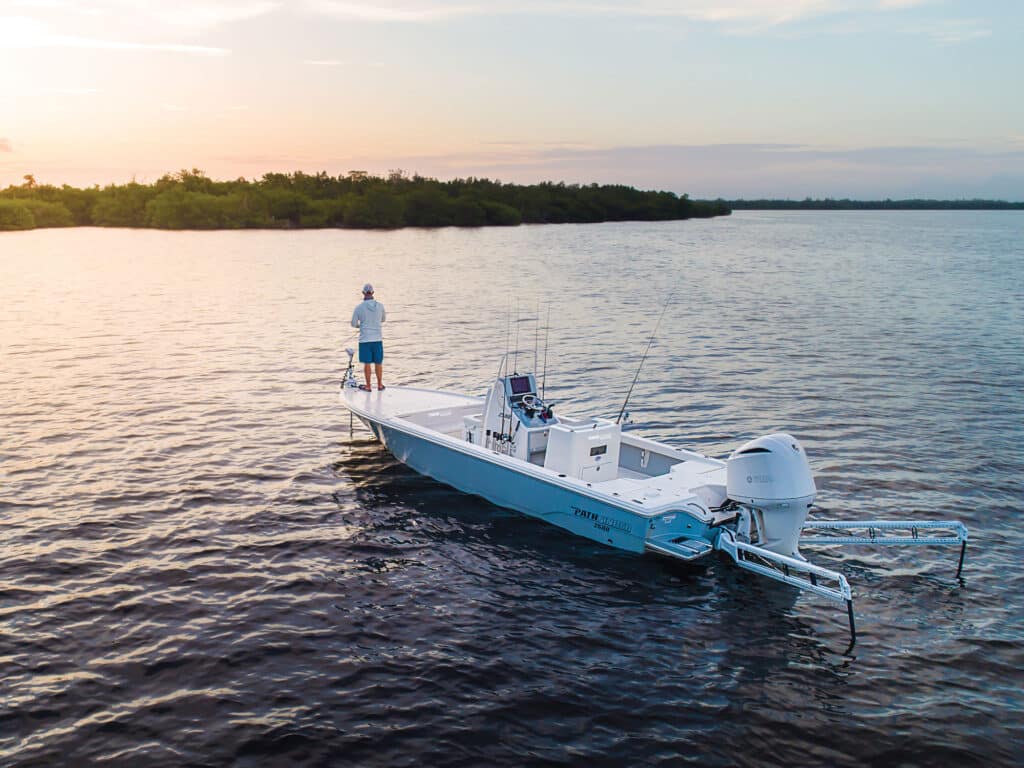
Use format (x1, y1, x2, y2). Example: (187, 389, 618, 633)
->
(342, 347, 358, 389)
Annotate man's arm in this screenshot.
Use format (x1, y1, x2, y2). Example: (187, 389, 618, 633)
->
(380, 305, 386, 324)
(351, 306, 360, 328)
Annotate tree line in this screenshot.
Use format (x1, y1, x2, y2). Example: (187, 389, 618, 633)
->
(0, 170, 731, 231)
(724, 198, 1024, 210)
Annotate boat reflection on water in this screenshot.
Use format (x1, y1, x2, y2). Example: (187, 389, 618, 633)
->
(332, 429, 873, 720)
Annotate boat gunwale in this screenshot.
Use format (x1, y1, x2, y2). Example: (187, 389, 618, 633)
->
(343, 385, 718, 520)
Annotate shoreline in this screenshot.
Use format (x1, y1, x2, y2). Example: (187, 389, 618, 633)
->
(0, 170, 730, 232)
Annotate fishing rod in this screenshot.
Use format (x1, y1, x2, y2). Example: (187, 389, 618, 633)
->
(541, 303, 551, 399)
(513, 300, 520, 374)
(616, 293, 673, 425)
(533, 297, 540, 376)
(507, 301, 523, 453)
(504, 301, 511, 366)
(497, 303, 511, 452)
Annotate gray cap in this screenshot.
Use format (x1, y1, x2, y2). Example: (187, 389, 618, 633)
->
(362, 283, 374, 294)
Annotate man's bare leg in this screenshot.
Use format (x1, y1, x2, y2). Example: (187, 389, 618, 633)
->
(375, 364, 384, 389)
(363, 363, 372, 389)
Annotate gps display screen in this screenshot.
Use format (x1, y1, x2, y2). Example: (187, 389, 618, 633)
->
(510, 376, 532, 395)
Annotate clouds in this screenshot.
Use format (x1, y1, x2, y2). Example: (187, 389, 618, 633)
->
(346, 142, 1024, 200)
(0, 15, 230, 54)
(303, 0, 934, 26)
(142, 1, 281, 30)
(1, 0, 1016, 194)
(0, 1, 282, 56)
(14, 140, 1022, 199)
(0, 138, 11, 152)
(2, 1, 281, 29)
(305, 1, 470, 23)
(0, 0, 992, 63)
(43, 87, 101, 95)
(300, 1, 998, 49)
(922, 18, 992, 45)
(299, 0, 997, 51)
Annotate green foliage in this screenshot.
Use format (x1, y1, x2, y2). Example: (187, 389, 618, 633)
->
(301, 198, 348, 227)
(264, 189, 310, 227)
(91, 183, 155, 227)
(146, 188, 229, 229)
(1, 169, 734, 231)
(0, 200, 35, 230)
(452, 196, 486, 227)
(220, 191, 272, 227)
(480, 200, 521, 226)
(19, 200, 75, 227)
(55, 186, 99, 224)
(403, 188, 457, 227)
(344, 189, 405, 228)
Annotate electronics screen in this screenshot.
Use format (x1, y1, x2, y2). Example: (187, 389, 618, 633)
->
(509, 375, 532, 395)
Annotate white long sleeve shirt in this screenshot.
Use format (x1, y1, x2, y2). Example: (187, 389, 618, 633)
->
(351, 299, 386, 343)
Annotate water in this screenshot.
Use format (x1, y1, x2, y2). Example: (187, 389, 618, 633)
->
(1, 212, 1022, 766)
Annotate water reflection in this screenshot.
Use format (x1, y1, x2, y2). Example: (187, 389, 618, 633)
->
(1, 214, 1021, 766)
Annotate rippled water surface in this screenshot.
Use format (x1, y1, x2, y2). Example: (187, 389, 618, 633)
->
(2, 212, 1022, 766)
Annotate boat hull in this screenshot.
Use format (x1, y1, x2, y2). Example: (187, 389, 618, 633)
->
(382, 422, 654, 550)
(354, 417, 711, 554)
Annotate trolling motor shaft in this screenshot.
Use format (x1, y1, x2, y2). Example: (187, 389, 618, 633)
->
(342, 347, 357, 389)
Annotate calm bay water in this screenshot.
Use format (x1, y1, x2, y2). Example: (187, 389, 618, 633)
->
(1, 212, 1022, 766)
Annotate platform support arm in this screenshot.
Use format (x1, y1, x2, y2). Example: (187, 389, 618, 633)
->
(847, 599, 856, 646)
(716, 530, 857, 642)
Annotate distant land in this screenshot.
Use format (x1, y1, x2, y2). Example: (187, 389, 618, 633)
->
(0, 170, 730, 231)
(717, 198, 1024, 210)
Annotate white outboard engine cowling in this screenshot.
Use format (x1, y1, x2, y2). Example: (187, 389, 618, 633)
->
(726, 433, 816, 558)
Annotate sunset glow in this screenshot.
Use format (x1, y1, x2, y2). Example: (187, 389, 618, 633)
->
(1, 0, 1021, 197)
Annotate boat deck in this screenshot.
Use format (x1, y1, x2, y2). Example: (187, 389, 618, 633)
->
(344, 385, 728, 511)
(344, 385, 483, 423)
(592, 461, 727, 509)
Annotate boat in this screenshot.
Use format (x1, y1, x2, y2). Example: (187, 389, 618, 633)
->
(340, 349, 967, 642)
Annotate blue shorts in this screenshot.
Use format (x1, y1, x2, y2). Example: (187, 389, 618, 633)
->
(359, 341, 384, 364)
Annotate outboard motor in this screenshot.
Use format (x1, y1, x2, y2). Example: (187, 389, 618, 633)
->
(726, 433, 816, 558)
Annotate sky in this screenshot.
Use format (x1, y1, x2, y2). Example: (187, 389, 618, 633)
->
(0, 0, 1021, 198)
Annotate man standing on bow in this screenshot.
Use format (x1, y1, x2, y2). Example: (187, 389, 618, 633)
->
(351, 283, 386, 391)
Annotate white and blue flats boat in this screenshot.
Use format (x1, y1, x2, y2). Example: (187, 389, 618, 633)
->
(341, 351, 967, 643)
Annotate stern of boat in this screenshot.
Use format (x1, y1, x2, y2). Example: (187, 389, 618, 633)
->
(643, 506, 719, 563)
